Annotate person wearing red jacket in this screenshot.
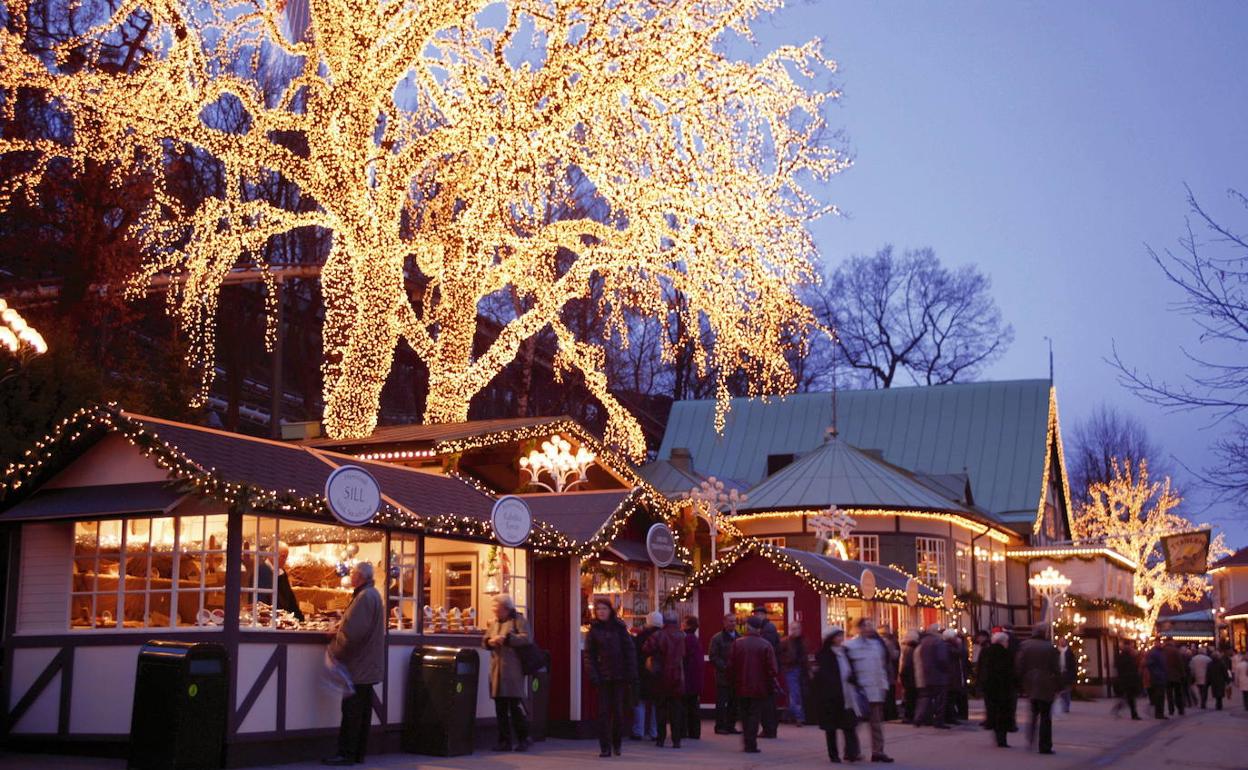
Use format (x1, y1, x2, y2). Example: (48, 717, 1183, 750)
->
(643, 611, 688, 748)
(730, 616, 780, 754)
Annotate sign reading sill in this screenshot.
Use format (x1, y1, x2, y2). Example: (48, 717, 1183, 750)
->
(492, 496, 533, 547)
(325, 465, 382, 526)
(646, 523, 676, 568)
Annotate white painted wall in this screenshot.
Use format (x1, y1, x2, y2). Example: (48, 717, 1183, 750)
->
(70, 645, 139, 734)
(42, 435, 169, 489)
(17, 523, 71, 634)
(236, 643, 279, 733)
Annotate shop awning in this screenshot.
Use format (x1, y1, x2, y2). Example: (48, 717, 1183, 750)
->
(0, 482, 187, 521)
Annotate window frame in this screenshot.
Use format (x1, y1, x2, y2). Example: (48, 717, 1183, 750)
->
(847, 534, 879, 564)
(915, 536, 947, 587)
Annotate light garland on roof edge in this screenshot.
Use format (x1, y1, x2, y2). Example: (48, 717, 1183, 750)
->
(0, 404, 692, 560)
(1034, 387, 1074, 537)
(728, 507, 1014, 544)
(670, 538, 942, 607)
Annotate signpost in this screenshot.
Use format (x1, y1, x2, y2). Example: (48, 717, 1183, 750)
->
(324, 465, 381, 526)
(646, 523, 677, 568)
(491, 496, 533, 547)
(1162, 530, 1211, 575)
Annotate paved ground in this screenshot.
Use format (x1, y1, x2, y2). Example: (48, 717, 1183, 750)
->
(2, 696, 1245, 770)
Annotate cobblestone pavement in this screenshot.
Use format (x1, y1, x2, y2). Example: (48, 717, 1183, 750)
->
(3, 696, 1245, 770)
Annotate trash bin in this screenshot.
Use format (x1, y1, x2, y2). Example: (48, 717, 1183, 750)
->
(526, 649, 551, 741)
(129, 640, 229, 770)
(403, 646, 480, 756)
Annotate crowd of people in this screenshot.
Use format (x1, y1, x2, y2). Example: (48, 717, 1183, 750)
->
(584, 602, 1248, 764)
(311, 575, 1248, 766)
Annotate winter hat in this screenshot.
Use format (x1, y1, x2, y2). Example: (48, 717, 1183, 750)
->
(991, 631, 1009, 646)
(747, 616, 765, 631)
(926, 623, 943, 634)
(827, 625, 844, 640)
(903, 629, 920, 644)
(942, 629, 958, 640)
(646, 611, 664, 628)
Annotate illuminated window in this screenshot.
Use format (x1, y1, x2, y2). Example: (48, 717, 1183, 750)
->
(915, 537, 946, 586)
(955, 544, 971, 591)
(423, 537, 528, 635)
(71, 515, 227, 631)
(847, 535, 879, 564)
(755, 536, 788, 548)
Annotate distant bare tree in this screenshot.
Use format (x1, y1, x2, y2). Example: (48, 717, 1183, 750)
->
(812, 246, 1013, 388)
(1067, 404, 1172, 505)
(1111, 186, 1248, 503)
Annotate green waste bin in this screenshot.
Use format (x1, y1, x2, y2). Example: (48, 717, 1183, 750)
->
(128, 640, 229, 770)
(403, 646, 480, 756)
(526, 649, 551, 741)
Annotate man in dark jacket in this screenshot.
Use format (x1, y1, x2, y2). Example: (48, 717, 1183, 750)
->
(1111, 640, 1142, 720)
(752, 605, 781, 738)
(682, 616, 705, 739)
(587, 598, 639, 757)
(632, 614, 662, 740)
(1207, 650, 1230, 711)
(1162, 639, 1186, 716)
(324, 562, 384, 766)
(643, 611, 687, 748)
(914, 624, 950, 729)
(709, 613, 740, 734)
(1016, 625, 1059, 755)
(730, 616, 779, 754)
(977, 630, 1014, 748)
(1145, 639, 1169, 720)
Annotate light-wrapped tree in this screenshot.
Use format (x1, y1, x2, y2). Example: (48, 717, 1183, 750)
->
(0, 0, 844, 455)
(1074, 459, 1228, 635)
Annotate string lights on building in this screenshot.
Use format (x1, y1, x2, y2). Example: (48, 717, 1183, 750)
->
(726, 507, 1014, 544)
(0, 0, 847, 454)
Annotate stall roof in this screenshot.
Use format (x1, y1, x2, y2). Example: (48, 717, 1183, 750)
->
(0, 406, 678, 556)
(0, 482, 186, 521)
(522, 490, 632, 543)
(670, 538, 942, 606)
(1211, 546, 1248, 570)
(128, 414, 496, 521)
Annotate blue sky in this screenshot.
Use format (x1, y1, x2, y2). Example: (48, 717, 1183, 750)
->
(750, 1, 1248, 547)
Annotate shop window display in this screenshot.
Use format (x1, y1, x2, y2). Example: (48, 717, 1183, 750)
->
(420, 537, 526, 634)
(240, 517, 385, 631)
(70, 515, 228, 630)
(581, 560, 652, 629)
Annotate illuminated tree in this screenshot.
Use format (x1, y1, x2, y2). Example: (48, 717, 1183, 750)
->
(1074, 459, 1228, 635)
(0, 0, 844, 455)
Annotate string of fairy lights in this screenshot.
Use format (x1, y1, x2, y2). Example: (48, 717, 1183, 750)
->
(0, 0, 848, 457)
(726, 507, 1015, 544)
(1033, 387, 1074, 536)
(0, 405, 688, 561)
(670, 538, 943, 607)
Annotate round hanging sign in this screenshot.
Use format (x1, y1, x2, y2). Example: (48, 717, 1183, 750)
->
(905, 577, 919, 608)
(324, 465, 382, 526)
(943, 583, 956, 610)
(646, 523, 677, 568)
(491, 495, 533, 547)
(859, 568, 877, 601)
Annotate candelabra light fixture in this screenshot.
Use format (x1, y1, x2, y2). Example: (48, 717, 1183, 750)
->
(0, 299, 47, 356)
(809, 505, 858, 560)
(689, 477, 746, 561)
(1029, 566, 1072, 626)
(519, 436, 596, 493)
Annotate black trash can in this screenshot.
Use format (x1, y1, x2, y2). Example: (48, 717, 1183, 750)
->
(526, 649, 551, 741)
(129, 640, 229, 770)
(403, 646, 480, 756)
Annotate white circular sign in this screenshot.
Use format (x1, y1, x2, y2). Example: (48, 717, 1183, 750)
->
(860, 568, 877, 601)
(905, 577, 919, 608)
(646, 523, 677, 568)
(324, 465, 382, 526)
(492, 496, 533, 547)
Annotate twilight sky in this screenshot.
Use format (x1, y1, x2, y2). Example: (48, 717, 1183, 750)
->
(751, 1, 1248, 547)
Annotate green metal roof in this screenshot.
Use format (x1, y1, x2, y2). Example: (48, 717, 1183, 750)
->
(656, 379, 1054, 522)
(737, 435, 975, 514)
